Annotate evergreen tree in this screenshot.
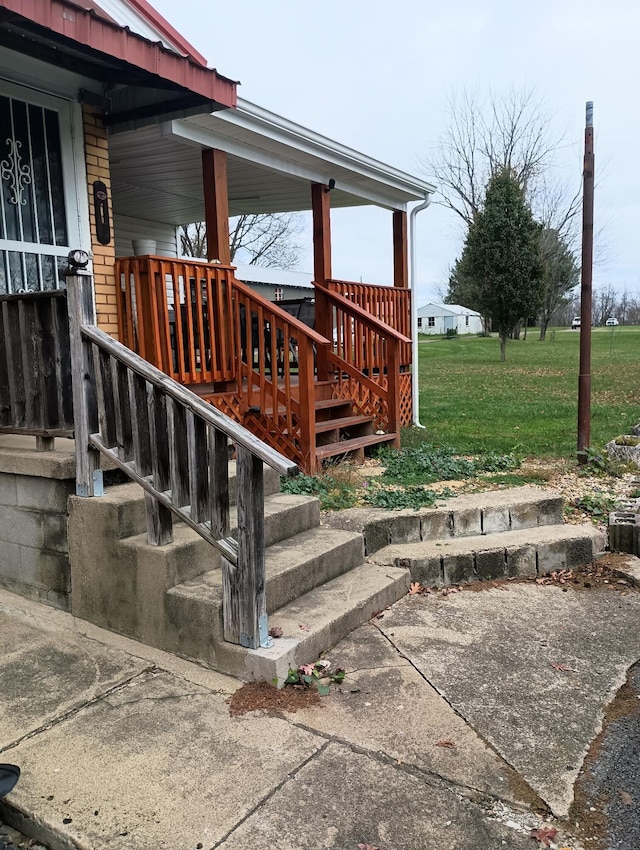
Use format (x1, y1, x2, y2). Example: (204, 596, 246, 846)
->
(462, 168, 543, 360)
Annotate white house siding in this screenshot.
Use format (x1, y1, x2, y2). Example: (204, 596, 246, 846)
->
(417, 302, 482, 335)
(113, 214, 179, 258)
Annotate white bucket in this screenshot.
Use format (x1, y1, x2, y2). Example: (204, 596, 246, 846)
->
(132, 239, 157, 256)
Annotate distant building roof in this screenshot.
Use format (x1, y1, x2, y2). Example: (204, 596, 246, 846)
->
(418, 301, 480, 317)
(443, 303, 481, 316)
(233, 264, 313, 289)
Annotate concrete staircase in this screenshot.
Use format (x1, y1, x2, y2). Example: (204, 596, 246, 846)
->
(68, 480, 605, 684)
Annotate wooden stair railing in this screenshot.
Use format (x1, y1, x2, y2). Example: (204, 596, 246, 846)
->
(326, 279, 412, 369)
(0, 290, 74, 451)
(229, 276, 330, 471)
(313, 285, 411, 447)
(68, 267, 298, 650)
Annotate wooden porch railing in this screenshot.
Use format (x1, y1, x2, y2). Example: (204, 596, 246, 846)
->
(0, 290, 74, 450)
(69, 268, 298, 649)
(115, 256, 411, 472)
(116, 256, 236, 386)
(326, 279, 412, 368)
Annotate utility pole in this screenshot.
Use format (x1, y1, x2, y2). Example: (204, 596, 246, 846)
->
(577, 101, 594, 462)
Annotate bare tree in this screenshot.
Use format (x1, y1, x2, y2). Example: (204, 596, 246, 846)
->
(180, 221, 207, 258)
(180, 212, 303, 268)
(538, 228, 579, 341)
(593, 284, 618, 326)
(426, 88, 567, 227)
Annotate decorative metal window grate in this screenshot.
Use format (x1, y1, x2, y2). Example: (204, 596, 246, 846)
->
(0, 94, 70, 294)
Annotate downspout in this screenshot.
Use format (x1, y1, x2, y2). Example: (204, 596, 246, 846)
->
(409, 193, 432, 427)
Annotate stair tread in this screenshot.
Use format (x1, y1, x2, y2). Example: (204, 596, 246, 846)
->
(314, 414, 376, 434)
(314, 398, 353, 411)
(371, 523, 603, 563)
(270, 561, 409, 627)
(315, 432, 397, 459)
(169, 526, 364, 599)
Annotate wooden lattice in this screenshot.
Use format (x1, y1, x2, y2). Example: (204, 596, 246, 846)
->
(332, 376, 389, 432)
(398, 373, 412, 426)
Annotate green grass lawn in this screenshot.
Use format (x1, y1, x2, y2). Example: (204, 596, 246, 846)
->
(416, 326, 640, 459)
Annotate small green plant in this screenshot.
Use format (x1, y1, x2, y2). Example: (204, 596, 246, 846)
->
(572, 492, 616, 518)
(576, 447, 607, 474)
(284, 660, 346, 696)
(280, 472, 357, 511)
(363, 485, 453, 511)
(376, 443, 519, 486)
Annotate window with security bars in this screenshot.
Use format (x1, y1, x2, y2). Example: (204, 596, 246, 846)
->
(0, 94, 70, 294)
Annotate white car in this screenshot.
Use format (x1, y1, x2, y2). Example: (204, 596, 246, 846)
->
(571, 316, 581, 329)
(605, 317, 619, 326)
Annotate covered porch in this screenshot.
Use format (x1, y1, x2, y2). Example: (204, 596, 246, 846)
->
(109, 100, 434, 472)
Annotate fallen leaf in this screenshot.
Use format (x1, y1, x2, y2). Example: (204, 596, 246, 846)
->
(529, 826, 558, 845)
(299, 664, 315, 676)
(619, 789, 633, 806)
(550, 663, 574, 673)
(435, 739, 456, 749)
(357, 844, 379, 850)
(298, 623, 311, 632)
(268, 626, 283, 638)
(409, 582, 424, 595)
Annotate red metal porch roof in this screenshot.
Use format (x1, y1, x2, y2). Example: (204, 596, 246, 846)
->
(0, 0, 236, 107)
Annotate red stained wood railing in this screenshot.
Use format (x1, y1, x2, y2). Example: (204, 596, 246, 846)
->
(326, 279, 412, 369)
(315, 286, 410, 446)
(116, 257, 412, 471)
(116, 256, 236, 384)
(231, 276, 329, 471)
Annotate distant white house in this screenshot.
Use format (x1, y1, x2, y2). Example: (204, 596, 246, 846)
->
(417, 302, 483, 335)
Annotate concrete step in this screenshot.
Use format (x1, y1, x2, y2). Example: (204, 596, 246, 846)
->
(164, 526, 370, 676)
(167, 526, 365, 619)
(94, 461, 283, 540)
(370, 524, 606, 586)
(232, 561, 411, 684)
(323, 485, 564, 555)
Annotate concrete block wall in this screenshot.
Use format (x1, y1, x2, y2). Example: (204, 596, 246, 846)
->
(0, 449, 75, 610)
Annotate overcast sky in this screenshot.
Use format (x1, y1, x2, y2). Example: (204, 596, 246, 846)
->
(153, 0, 639, 305)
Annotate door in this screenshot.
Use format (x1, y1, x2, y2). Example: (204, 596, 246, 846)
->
(0, 82, 86, 294)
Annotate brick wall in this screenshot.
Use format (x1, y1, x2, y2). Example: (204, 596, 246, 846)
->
(82, 105, 119, 339)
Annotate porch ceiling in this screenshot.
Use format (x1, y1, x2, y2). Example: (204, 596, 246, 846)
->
(109, 100, 435, 223)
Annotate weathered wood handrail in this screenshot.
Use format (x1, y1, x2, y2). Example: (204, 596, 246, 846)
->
(69, 270, 297, 649)
(0, 290, 74, 450)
